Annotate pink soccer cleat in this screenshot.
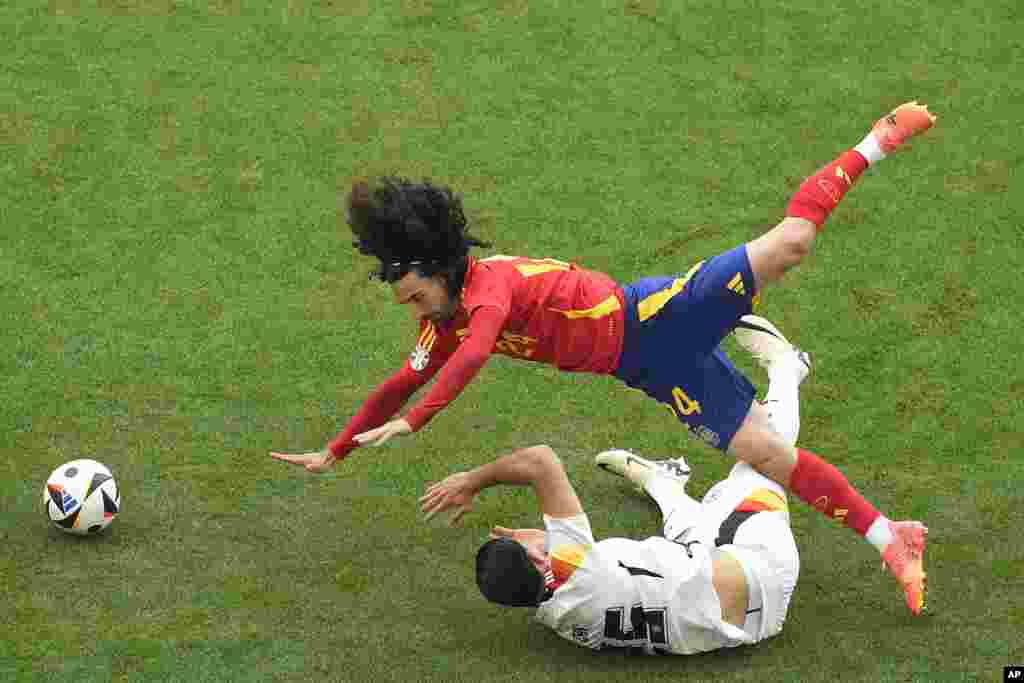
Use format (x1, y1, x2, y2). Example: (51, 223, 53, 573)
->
(871, 101, 937, 154)
(881, 520, 928, 615)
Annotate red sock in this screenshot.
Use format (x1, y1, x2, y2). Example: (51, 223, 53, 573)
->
(786, 149, 869, 230)
(788, 448, 881, 536)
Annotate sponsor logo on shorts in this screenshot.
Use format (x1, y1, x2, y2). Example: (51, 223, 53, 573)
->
(726, 272, 746, 297)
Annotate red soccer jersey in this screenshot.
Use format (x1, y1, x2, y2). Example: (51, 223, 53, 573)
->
(326, 255, 625, 458)
(460, 254, 625, 371)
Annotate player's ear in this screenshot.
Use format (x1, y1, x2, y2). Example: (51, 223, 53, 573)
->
(525, 542, 548, 568)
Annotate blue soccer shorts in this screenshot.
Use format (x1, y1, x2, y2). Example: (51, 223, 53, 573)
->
(613, 244, 760, 451)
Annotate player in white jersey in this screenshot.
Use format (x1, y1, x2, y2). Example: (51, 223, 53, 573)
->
(528, 456, 798, 654)
(420, 315, 807, 654)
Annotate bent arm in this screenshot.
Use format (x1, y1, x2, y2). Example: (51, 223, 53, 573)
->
(464, 445, 584, 519)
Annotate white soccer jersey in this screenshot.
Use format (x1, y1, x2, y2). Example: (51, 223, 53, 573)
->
(534, 513, 755, 655)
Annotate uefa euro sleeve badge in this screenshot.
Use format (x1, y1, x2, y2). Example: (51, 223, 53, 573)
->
(409, 344, 430, 372)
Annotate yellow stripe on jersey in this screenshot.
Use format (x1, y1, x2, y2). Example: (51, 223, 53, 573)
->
(637, 260, 704, 322)
(548, 295, 621, 320)
(549, 543, 590, 584)
(515, 258, 572, 277)
(415, 323, 436, 350)
(480, 255, 573, 277)
(736, 488, 788, 513)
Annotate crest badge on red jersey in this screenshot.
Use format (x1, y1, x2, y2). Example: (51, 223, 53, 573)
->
(410, 323, 438, 372)
(410, 345, 430, 371)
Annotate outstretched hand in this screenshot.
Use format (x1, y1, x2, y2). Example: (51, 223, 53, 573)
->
(353, 418, 412, 447)
(419, 472, 478, 527)
(269, 450, 336, 473)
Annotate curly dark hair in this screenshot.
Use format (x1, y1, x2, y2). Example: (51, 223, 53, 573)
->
(346, 177, 491, 297)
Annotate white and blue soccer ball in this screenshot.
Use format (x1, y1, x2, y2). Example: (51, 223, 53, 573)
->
(43, 459, 120, 535)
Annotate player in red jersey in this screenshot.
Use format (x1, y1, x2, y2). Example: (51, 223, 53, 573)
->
(272, 102, 936, 615)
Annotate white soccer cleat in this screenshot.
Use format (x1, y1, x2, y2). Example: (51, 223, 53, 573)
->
(734, 315, 812, 384)
(595, 449, 691, 495)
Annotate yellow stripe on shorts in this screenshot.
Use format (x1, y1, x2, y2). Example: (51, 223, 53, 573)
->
(637, 260, 704, 322)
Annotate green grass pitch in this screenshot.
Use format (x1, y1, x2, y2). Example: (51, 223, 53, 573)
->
(2, 1, 1022, 681)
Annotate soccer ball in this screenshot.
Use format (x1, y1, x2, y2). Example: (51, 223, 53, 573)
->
(43, 459, 120, 535)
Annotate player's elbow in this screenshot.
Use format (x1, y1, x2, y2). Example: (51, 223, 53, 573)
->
(524, 444, 558, 464)
(521, 444, 562, 477)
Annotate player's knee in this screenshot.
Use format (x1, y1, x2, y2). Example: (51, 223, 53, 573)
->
(749, 445, 797, 487)
(748, 218, 816, 288)
(729, 411, 797, 487)
(779, 221, 815, 267)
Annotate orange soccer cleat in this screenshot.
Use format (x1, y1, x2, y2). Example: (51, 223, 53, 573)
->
(881, 520, 929, 615)
(871, 101, 938, 154)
